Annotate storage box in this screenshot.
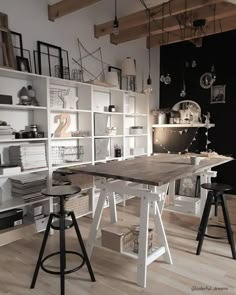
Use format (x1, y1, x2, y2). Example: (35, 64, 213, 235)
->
(35, 216, 49, 232)
(130, 147, 145, 155)
(101, 220, 134, 253)
(64, 193, 89, 217)
(0, 209, 23, 230)
(174, 196, 200, 215)
(28, 204, 43, 217)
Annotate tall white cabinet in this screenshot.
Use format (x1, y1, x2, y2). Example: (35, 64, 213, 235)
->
(0, 68, 149, 246)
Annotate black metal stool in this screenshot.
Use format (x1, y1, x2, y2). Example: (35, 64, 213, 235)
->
(196, 183, 236, 259)
(30, 185, 96, 295)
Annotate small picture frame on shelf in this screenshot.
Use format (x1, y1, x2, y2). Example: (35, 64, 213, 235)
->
(0, 94, 12, 105)
(211, 85, 226, 104)
(178, 176, 200, 198)
(16, 56, 31, 73)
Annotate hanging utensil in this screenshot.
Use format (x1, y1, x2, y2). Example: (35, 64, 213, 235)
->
(180, 80, 186, 97)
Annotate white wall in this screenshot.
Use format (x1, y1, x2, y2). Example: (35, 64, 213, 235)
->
(0, 0, 160, 111)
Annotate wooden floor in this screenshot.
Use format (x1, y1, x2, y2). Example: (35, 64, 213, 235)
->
(0, 198, 236, 295)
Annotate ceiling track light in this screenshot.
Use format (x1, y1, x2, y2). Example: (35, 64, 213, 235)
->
(112, 0, 119, 36)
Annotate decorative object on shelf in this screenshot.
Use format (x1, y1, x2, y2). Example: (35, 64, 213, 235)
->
(49, 87, 70, 109)
(71, 130, 90, 137)
(200, 65, 216, 89)
(130, 126, 143, 135)
(108, 66, 122, 89)
(55, 65, 70, 80)
(63, 94, 78, 109)
(0, 12, 16, 69)
(18, 86, 31, 105)
(73, 38, 110, 84)
(172, 100, 201, 123)
(106, 127, 117, 136)
(16, 56, 30, 73)
(71, 68, 84, 82)
(27, 85, 39, 106)
(0, 94, 12, 104)
(20, 125, 44, 139)
(211, 85, 226, 104)
(114, 144, 122, 157)
(145, 12, 152, 95)
(11, 31, 33, 72)
(51, 146, 84, 165)
(152, 109, 169, 124)
(112, 0, 119, 35)
(54, 113, 71, 137)
(106, 70, 119, 89)
(108, 105, 116, 112)
(121, 57, 136, 91)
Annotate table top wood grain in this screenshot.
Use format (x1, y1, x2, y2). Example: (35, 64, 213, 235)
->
(70, 154, 233, 186)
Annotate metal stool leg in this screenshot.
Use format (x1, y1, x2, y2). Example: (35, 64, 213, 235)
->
(196, 192, 213, 241)
(196, 194, 213, 255)
(70, 211, 96, 282)
(31, 213, 54, 289)
(59, 208, 66, 295)
(220, 195, 236, 260)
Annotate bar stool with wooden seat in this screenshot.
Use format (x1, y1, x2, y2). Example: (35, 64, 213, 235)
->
(196, 183, 236, 259)
(30, 185, 96, 295)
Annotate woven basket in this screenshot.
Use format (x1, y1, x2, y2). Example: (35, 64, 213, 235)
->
(65, 193, 89, 217)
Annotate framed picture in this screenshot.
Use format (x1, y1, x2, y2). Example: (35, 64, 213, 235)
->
(108, 66, 122, 89)
(16, 56, 30, 72)
(178, 176, 200, 198)
(211, 85, 226, 104)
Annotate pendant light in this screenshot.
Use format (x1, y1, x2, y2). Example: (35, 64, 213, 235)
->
(145, 13, 152, 95)
(112, 0, 119, 36)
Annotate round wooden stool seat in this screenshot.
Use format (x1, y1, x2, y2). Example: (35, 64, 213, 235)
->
(201, 183, 232, 193)
(41, 185, 81, 198)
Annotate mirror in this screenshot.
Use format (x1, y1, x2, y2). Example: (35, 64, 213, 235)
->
(172, 100, 201, 124)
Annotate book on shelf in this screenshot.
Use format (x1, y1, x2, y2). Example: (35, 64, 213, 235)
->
(12, 184, 46, 195)
(10, 174, 47, 184)
(10, 179, 46, 188)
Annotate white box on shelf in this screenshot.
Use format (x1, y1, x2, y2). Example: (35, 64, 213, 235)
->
(174, 196, 200, 215)
(28, 204, 43, 217)
(35, 216, 49, 232)
(0, 166, 21, 176)
(130, 147, 145, 155)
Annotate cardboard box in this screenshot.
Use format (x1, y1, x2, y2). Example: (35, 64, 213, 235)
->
(101, 220, 136, 253)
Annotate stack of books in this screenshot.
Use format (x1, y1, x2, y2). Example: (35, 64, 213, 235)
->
(0, 125, 15, 140)
(10, 174, 47, 201)
(9, 143, 47, 171)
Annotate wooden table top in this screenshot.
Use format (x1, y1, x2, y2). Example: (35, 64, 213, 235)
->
(71, 154, 233, 186)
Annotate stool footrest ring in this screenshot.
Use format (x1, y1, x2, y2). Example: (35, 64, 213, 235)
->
(41, 251, 85, 275)
(204, 225, 226, 240)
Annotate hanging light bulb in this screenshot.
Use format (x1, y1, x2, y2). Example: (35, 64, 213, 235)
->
(145, 12, 152, 95)
(112, 0, 119, 35)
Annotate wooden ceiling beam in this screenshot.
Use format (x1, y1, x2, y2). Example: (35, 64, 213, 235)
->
(111, 1, 236, 45)
(94, 0, 224, 38)
(147, 15, 236, 47)
(48, 0, 101, 21)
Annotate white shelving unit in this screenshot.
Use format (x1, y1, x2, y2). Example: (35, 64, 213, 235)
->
(0, 68, 149, 245)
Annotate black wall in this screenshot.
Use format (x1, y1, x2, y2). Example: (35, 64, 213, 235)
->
(159, 30, 236, 192)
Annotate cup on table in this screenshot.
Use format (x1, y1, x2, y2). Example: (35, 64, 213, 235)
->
(190, 156, 201, 165)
